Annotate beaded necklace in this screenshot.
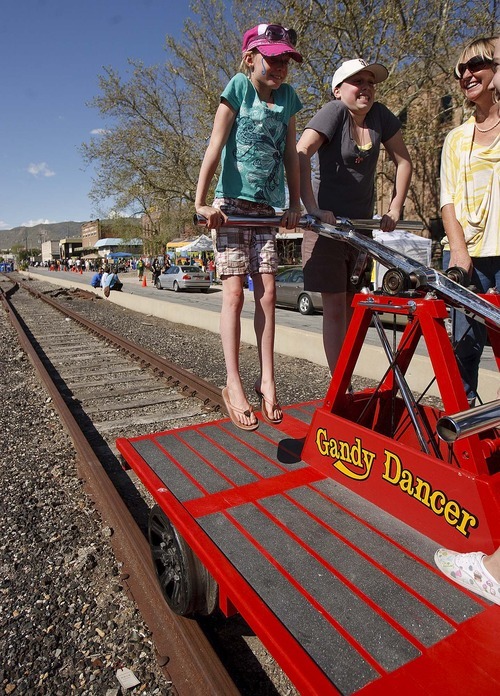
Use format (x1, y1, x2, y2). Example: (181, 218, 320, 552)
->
(474, 118, 500, 133)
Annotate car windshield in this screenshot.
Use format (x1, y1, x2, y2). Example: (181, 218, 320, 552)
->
(181, 266, 202, 272)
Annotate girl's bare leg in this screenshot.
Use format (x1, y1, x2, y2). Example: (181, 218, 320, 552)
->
(253, 273, 282, 421)
(220, 274, 256, 427)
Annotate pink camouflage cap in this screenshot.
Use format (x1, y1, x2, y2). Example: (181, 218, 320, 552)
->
(242, 23, 303, 63)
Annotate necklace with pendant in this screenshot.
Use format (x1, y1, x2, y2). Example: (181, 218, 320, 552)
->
(351, 115, 370, 164)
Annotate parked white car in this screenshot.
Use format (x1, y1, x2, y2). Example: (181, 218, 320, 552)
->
(155, 265, 211, 293)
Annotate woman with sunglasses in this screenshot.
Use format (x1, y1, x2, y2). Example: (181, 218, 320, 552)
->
(440, 36, 500, 406)
(195, 24, 303, 430)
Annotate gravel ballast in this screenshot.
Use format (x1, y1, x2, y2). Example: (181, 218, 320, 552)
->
(0, 309, 172, 694)
(1, 278, 371, 695)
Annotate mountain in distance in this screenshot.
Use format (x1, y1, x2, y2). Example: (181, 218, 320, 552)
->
(0, 221, 83, 251)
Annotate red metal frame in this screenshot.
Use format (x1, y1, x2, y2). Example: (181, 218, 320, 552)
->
(302, 292, 500, 553)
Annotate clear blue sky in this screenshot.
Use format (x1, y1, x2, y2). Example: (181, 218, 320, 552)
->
(0, 0, 193, 230)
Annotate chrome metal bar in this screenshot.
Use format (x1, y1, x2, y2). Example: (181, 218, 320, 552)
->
(347, 219, 425, 232)
(357, 301, 416, 312)
(194, 214, 500, 329)
(436, 400, 500, 443)
(193, 213, 423, 232)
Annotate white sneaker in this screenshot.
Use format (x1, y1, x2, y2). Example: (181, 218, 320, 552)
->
(434, 548, 500, 605)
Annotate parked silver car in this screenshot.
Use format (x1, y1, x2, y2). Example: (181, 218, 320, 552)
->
(275, 267, 323, 315)
(155, 265, 211, 293)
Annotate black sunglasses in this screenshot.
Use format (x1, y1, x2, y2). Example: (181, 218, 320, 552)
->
(260, 24, 297, 47)
(454, 55, 493, 79)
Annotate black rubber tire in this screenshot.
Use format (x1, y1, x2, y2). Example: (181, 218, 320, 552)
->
(298, 293, 313, 315)
(173, 281, 180, 292)
(148, 505, 218, 617)
(155, 278, 162, 289)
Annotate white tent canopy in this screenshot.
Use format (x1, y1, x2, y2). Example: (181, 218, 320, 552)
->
(177, 234, 214, 255)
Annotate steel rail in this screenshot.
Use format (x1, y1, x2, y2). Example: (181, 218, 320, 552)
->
(16, 279, 225, 411)
(0, 284, 240, 696)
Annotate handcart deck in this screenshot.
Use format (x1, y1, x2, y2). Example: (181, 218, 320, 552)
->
(117, 403, 500, 695)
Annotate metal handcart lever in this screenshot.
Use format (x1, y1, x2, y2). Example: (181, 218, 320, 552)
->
(194, 213, 500, 330)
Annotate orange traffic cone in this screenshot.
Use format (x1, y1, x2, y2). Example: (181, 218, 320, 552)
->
(142, 274, 147, 287)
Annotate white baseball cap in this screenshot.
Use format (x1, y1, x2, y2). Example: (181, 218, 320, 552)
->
(331, 58, 388, 91)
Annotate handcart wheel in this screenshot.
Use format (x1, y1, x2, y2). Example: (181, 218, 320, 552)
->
(445, 266, 469, 286)
(148, 505, 218, 617)
(381, 268, 411, 295)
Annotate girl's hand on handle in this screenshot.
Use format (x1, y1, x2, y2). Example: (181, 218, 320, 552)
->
(195, 205, 227, 229)
(280, 207, 302, 230)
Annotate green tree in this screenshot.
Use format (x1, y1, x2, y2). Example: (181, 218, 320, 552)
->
(81, 60, 202, 244)
(83, 0, 498, 237)
(235, 0, 497, 226)
(11, 245, 39, 264)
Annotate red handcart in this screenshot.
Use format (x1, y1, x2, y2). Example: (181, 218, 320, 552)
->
(117, 217, 500, 695)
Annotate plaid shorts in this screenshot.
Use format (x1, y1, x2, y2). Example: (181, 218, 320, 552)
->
(212, 198, 278, 277)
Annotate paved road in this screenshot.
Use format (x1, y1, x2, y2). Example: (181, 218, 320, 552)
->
(22, 266, 499, 401)
(27, 266, 325, 335)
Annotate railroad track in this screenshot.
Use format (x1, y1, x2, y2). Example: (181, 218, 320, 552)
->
(1, 276, 241, 696)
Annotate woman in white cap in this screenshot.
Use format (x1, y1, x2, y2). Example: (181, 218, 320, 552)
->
(297, 58, 412, 374)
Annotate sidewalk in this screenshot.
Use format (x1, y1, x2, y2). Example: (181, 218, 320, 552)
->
(22, 267, 500, 401)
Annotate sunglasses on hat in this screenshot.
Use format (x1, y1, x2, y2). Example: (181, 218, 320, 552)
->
(260, 24, 297, 46)
(454, 55, 493, 79)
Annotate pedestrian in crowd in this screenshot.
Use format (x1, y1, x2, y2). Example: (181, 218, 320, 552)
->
(151, 257, 161, 285)
(207, 258, 216, 283)
(101, 266, 110, 290)
(440, 36, 500, 406)
(137, 258, 144, 281)
(297, 58, 412, 374)
(103, 269, 123, 297)
(90, 268, 103, 288)
(195, 22, 303, 430)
